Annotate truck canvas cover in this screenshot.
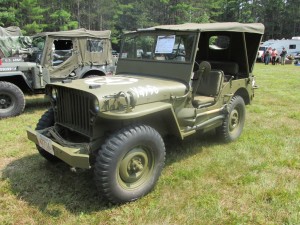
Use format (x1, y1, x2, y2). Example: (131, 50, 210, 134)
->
(0, 26, 32, 58)
(36, 29, 113, 78)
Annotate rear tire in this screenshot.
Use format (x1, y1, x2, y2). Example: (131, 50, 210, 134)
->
(94, 124, 166, 204)
(35, 108, 60, 162)
(0, 81, 25, 118)
(217, 95, 246, 142)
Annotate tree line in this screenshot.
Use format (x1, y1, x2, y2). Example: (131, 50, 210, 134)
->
(1, 0, 299, 47)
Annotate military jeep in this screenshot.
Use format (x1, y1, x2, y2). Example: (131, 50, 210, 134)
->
(27, 22, 264, 204)
(0, 29, 114, 118)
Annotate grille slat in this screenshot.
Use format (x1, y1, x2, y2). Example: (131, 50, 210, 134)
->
(55, 87, 93, 137)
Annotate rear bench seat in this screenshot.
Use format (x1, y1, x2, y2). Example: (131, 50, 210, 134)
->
(209, 61, 239, 81)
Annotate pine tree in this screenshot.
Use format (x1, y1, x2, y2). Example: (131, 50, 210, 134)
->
(18, 0, 47, 34)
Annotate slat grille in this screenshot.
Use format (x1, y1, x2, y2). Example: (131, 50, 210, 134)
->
(55, 87, 93, 137)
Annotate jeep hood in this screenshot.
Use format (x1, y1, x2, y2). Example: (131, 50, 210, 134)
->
(49, 75, 188, 105)
(0, 61, 37, 71)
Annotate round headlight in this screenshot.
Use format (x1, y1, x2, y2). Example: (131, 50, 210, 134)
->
(94, 98, 100, 112)
(51, 88, 58, 100)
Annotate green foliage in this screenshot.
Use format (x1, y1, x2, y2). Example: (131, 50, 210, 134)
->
(0, 0, 18, 26)
(0, 8, 17, 26)
(19, 0, 46, 21)
(49, 9, 78, 31)
(18, 0, 47, 34)
(0, 0, 299, 41)
(22, 21, 44, 35)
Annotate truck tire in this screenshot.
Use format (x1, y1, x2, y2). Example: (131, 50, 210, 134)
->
(94, 124, 166, 204)
(84, 75, 99, 78)
(35, 108, 60, 162)
(217, 95, 246, 142)
(0, 81, 25, 118)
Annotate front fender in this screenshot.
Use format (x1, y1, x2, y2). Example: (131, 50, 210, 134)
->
(0, 71, 33, 92)
(99, 102, 183, 139)
(77, 67, 107, 78)
(99, 102, 172, 119)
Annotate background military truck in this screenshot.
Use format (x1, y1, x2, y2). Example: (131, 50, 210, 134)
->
(0, 28, 114, 118)
(27, 22, 264, 204)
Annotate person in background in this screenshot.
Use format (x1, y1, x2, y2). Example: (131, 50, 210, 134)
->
(264, 47, 272, 65)
(271, 48, 278, 65)
(280, 47, 287, 65)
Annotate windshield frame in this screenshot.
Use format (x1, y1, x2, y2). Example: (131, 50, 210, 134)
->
(117, 30, 199, 84)
(120, 31, 197, 64)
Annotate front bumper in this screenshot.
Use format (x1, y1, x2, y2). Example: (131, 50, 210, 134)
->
(26, 127, 91, 169)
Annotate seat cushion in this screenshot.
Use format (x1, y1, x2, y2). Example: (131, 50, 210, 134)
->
(196, 70, 224, 96)
(193, 96, 215, 105)
(209, 61, 239, 75)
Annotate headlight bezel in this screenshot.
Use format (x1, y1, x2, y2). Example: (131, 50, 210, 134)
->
(51, 87, 58, 101)
(93, 98, 100, 113)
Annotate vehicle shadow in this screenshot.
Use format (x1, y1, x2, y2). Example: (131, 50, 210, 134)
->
(2, 154, 110, 215)
(2, 130, 221, 214)
(164, 130, 220, 166)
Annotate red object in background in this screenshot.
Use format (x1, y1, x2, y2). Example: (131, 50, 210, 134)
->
(0, 58, 2, 65)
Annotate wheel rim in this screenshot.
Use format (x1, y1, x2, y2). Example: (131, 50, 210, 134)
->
(118, 146, 154, 189)
(229, 108, 240, 133)
(0, 93, 15, 112)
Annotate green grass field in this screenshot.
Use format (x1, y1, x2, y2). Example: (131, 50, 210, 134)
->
(1, 63, 300, 224)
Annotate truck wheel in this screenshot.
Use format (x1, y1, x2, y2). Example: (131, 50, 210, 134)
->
(217, 95, 246, 142)
(0, 81, 25, 118)
(35, 108, 60, 162)
(84, 75, 99, 78)
(94, 124, 166, 204)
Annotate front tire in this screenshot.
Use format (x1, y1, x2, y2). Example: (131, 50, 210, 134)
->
(35, 108, 60, 162)
(217, 95, 246, 142)
(84, 75, 100, 78)
(94, 124, 166, 204)
(0, 81, 25, 118)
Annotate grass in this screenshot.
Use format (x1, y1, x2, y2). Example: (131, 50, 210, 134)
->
(1, 63, 300, 224)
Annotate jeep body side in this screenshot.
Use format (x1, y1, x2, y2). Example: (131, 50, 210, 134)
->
(0, 29, 114, 118)
(27, 22, 264, 203)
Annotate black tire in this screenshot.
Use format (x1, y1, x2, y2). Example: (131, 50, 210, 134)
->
(84, 75, 100, 78)
(35, 108, 60, 162)
(94, 124, 166, 204)
(217, 95, 246, 142)
(0, 81, 25, 118)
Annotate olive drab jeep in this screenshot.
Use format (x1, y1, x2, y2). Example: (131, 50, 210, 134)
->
(27, 22, 265, 204)
(0, 29, 114, 118)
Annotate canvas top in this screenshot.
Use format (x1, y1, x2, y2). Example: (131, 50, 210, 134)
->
(34, 28, 111, 39)
(0, 26, 23, 37)
(139, 22, 265, 34)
